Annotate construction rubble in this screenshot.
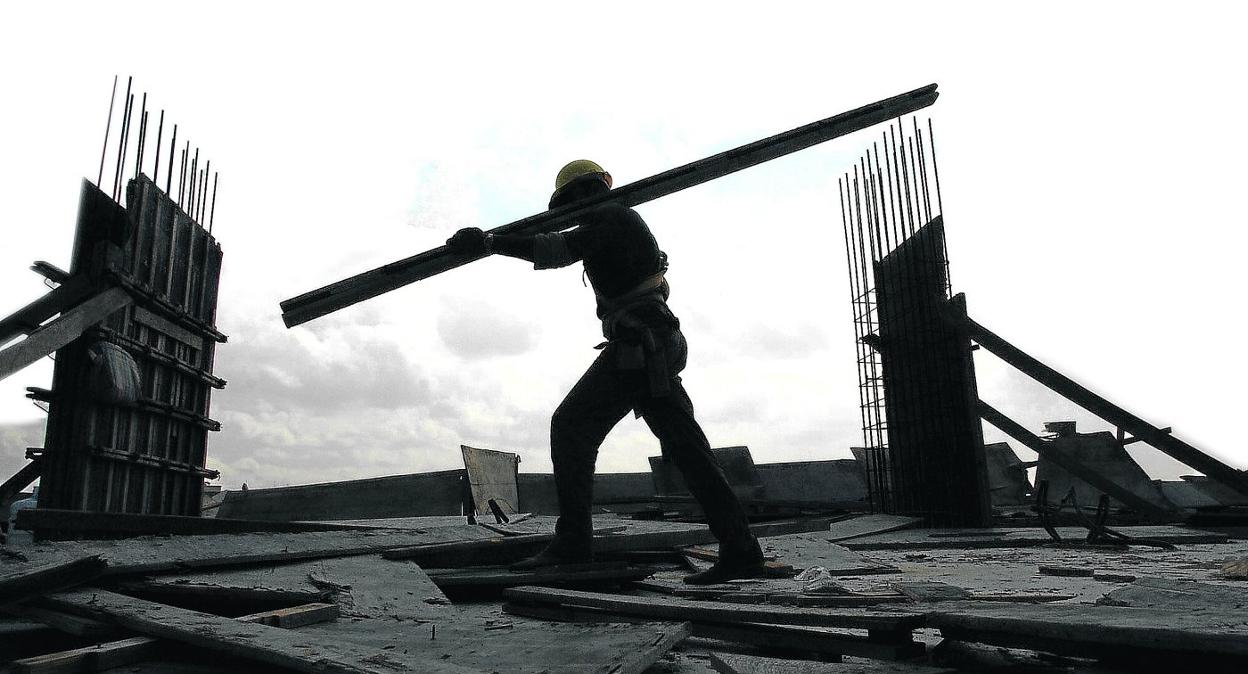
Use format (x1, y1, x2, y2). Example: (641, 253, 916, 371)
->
(2, 442, 1248, 673)
(3, 82, 1248, 672)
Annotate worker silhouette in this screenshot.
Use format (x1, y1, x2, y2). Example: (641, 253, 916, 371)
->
(447, 160, 765, 584)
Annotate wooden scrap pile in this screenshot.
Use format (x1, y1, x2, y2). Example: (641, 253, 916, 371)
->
(2, 512, 1246, 673)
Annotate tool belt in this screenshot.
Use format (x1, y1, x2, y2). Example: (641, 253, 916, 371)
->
(595, 273, 676, 400)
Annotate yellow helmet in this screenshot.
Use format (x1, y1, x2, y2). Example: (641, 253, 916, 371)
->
(554, 159, 613, 192)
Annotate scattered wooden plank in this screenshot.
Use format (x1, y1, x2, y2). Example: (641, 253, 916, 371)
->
(503, 601, 924, 660)
(630, 580, 909, 608)
(1097, 577, 1248, 610)
(842, 526, 1228, 551)
(892, 581, 971, 602)
(39, 589, 483, 673)
(1038, 565, 1094, 578)
(427, 562, 653, 593)
(4, 604, 123, 639)
(13, 526, 492, 578)
(12, 602, 342, 673)
(128, 554, 454, 623)
(0, 555, 105, 606)
(610, 622, 691, 674)
(596, 517, 842, 554)
(15, 508, 380, 539)
(110, 579, 326, 608)
(928, 601, 1248, 660)
(235, 602, 340, 628)
(10, 636, 159, 674)
(503, 586, 924, 633)
(710, 652, 957, 674)
(381, 532, 554, 566)
(826, 515, 923, 543)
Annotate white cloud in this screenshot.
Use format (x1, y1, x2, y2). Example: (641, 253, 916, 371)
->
(1, 2, 1245, 491)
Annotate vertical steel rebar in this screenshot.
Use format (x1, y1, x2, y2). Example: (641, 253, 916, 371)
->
(116, 93, 135, 203)
(209, 172, 219, 233)
(199, 161, 210, 222)
(166, 124, 178, 195)
(97, 75, 118, 188)
(153, 111, 165, 188)
(135, 93, 148, 180)
(112, 78, 133, 201)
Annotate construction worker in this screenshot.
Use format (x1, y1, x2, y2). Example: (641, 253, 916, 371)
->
(446, 160, 765, 584)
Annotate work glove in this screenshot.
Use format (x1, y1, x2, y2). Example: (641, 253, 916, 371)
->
(446, 227, 487, 256)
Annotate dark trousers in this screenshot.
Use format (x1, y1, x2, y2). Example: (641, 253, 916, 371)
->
(549, 329, 757, 556)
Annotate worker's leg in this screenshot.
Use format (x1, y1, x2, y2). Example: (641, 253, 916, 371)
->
(639, 331, 760, 564)
(547, 349, 635, 551)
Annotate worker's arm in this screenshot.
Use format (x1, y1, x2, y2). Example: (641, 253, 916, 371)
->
(446, 228, 583, 269)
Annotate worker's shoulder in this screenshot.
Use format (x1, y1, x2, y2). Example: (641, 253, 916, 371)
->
(587, 201, 646, 226)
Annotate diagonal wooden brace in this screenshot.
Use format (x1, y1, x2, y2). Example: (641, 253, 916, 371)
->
(952, 311, 1248, 500)
(0, 286, 133, 382)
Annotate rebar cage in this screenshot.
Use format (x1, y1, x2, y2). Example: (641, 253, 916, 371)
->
(839, 118, 990, 526)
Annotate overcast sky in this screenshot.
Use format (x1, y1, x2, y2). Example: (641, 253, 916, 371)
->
(1, 2, 1245, 489)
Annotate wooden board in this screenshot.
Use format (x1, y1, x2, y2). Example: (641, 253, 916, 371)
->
(428, 563, 654, 592)
(0, 286, 133, 382)
(10, 636, 160, 674)
(710, 653, 956, 674)
(928, 601, 1248, 659)
(40, 589, 483, 673)
(0, 554, 105, 605)
(631, 580, 909, 608)
(1097, 576, 1248, 610)
(461, 445, 521, 516)
(16, 509, 380, 539)
(826, 515, 923, 543)
(9, 525, 493, 577)
(842, 526, 1228, 551)
(708, 533, 899, 575)
(503, 602, 924, 661)
(128, 554, 455, 622)
(502, 586, 924, 632)
(13, 602, 345, 673)
(297, 612, 691, 674)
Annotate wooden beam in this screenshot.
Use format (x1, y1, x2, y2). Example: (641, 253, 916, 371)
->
(279, 84, 939, 327)
(502, 585, 924, 632)
(0, 286, 132, 382)
(234, 602, 340, 628)
(11, 603, 341, 673)
(978, 400, 1176, 520)
(502, 602, 925, 661)
(956, 313, 1248, 499)
(15, 508, 381, 539)
(383, 517, 838, 565)
(4, 605, 122, 640)
(38, 590, 482, 673)
(0, 555, 105, 607)
(0, 460, 41, 506)
(9, 636, 158, 674)
(0, 275, 93, 347)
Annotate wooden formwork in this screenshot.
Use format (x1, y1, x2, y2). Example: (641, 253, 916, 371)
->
(36, 175, 225, 521)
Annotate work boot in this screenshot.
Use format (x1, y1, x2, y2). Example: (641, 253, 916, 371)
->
(682, 537, 766, 585)
(509, 536, 593, 571)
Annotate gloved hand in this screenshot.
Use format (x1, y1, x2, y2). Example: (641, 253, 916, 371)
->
(446, 227, 487, 256)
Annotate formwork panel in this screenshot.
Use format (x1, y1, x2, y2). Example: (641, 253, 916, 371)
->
(873, 219, 990, 526)
(36, 176, 224, 520)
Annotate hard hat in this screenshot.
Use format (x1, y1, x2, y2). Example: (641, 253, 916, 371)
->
(555, 159, 613, 192)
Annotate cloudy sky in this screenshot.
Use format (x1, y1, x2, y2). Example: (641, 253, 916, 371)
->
(1, 2, 1245, 490)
